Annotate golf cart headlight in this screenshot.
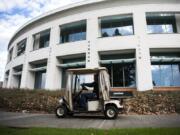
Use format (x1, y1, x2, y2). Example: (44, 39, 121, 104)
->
(59, 98, 63, 104)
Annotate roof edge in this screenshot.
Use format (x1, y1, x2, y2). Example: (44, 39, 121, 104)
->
(8, 0, 107, 49)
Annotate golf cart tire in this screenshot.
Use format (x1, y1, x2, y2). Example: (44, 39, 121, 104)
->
(55, 105, 67, 118)
(104, 106, 118, 119)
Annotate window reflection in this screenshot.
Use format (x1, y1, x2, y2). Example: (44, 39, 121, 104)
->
(34, 71, 46, 89)
(172, 64, 180, 86)
(8, 48, 13, 62)
(103, 64, 136, 87)
(152, 64, 180, 86)
(146, 12, 180, 34)
(33, 29, 50, 50)
(17, 39, 26, 56)
(100, 14, 134, 37)
(147, 25, 173, 34)
(60, 20, 86, 43)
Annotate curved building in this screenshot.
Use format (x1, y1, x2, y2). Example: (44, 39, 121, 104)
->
(3, 0, 180, 91)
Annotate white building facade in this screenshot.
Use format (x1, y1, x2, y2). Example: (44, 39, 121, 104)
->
(3, 0, 180, 91)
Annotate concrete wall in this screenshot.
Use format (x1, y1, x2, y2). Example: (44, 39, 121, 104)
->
(3, 0, 180, 91)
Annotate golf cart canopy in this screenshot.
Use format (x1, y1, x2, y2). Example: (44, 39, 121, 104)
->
(67, 67, 107, 74)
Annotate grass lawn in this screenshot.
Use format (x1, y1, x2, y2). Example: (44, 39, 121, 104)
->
(0, 127, 180, 135)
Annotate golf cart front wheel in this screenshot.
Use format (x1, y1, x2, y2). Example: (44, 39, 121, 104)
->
(55, 105, 67, 118)
(104, 106, 118, 119)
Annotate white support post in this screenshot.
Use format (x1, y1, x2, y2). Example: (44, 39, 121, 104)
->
(45, 26, 62, 90)
(7, 69, 13, 88)
(86, 17, 100, 68)
(134, 10, 153, 91)
(20, 36, 33, 89)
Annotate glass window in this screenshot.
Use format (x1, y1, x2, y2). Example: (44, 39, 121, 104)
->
(151, 52, 180, 59)
(146, 12, 180, 34)
(34, 71, 46, 89)
(17, 39, 26, 56)
(13, 65, 23, 88)
(100, 14, 134, 37)
(152, 65, 161, 86)
(103, 64, 136, 87)
(33, 29, 50, 50)
(172, 64, 180, 86)
(8, 48, 13, 62)
(4, 71, 9, 87)
(60, 20, 86, 43)
(17, 75, 22, 88)
(39, 30, 50, 48)
(160, 65, 173, 86)
(151, 52, 180, 87)
(152, 64, 180, 87)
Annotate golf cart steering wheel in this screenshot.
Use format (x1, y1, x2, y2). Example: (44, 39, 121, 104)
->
(73, 84, 87, 101)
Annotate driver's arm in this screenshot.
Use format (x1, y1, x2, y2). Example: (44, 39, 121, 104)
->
(82, 82, 95, 87)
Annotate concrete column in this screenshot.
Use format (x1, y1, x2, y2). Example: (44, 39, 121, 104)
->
(7, 69, 13, 88)
(2, 74, 7, 88)
(45, 26, 62, 90)
(20, 36, 32, 89)
(176, 14, 180, 33)
(86, 17, 99, 68)
(134, 10, 153, 91)
(20, 62, 30, 89)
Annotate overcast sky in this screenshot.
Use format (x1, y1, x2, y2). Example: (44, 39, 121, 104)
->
(0, 0, 84, 81)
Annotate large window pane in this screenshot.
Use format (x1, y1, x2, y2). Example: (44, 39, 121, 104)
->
(151, 52, 180, 59)
(39, 30, 50, 48)
(8, 48, 13, 62)
(60, 20, 86, 43)
(124, 64, 136, 87)
(100, 14, 134, 37)
(33, 29, 50, 50)
(146, 12, 180, 34)
(17, 39, 26, 56)
(152, 64, 180, 87)
(34, 71, 46, 89)
(103, 64, 135, 87)
(113, 64, 123, 87)
(160, 65, 173, 86)
(172, 64, 180, 86)
(152, 65, 161, 86)
(151, 52, 180, 87)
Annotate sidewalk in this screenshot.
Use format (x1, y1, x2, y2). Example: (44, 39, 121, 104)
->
(0, 111, 180, 129)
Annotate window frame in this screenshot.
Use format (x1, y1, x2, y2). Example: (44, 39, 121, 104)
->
(8, 47, 13, 62)
(151, 52, 180, 87)
(99, 14, 134, 38)
(33, 29, 50, 51)
(59, 20, 87, 44)
(146, 12, 179, 34)
(16, 38, 27, 57)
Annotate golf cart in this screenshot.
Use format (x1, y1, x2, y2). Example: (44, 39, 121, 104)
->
(55, 67, 125, 119)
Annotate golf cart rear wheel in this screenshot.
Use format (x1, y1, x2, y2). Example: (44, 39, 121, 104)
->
(55, 105, 67, 118)
(104, 106, 118, 119)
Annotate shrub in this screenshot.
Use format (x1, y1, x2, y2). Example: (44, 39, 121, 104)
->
(0, 88, 180, 114)
(0, 88, 65, 113)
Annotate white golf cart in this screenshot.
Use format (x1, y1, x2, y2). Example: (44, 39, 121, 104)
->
(55, 68, 124, 119)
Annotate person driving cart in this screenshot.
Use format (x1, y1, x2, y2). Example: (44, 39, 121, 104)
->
(55, 68, 124, 119)
(80, 74, 99, 109)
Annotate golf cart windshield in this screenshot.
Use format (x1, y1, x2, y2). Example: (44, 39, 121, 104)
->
(72, 74, 94, 94)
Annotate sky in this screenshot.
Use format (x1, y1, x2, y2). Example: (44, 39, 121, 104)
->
(0, 0, 84, 81)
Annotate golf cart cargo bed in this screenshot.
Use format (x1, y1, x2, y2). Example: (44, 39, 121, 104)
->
(110, 88, 134, 99)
